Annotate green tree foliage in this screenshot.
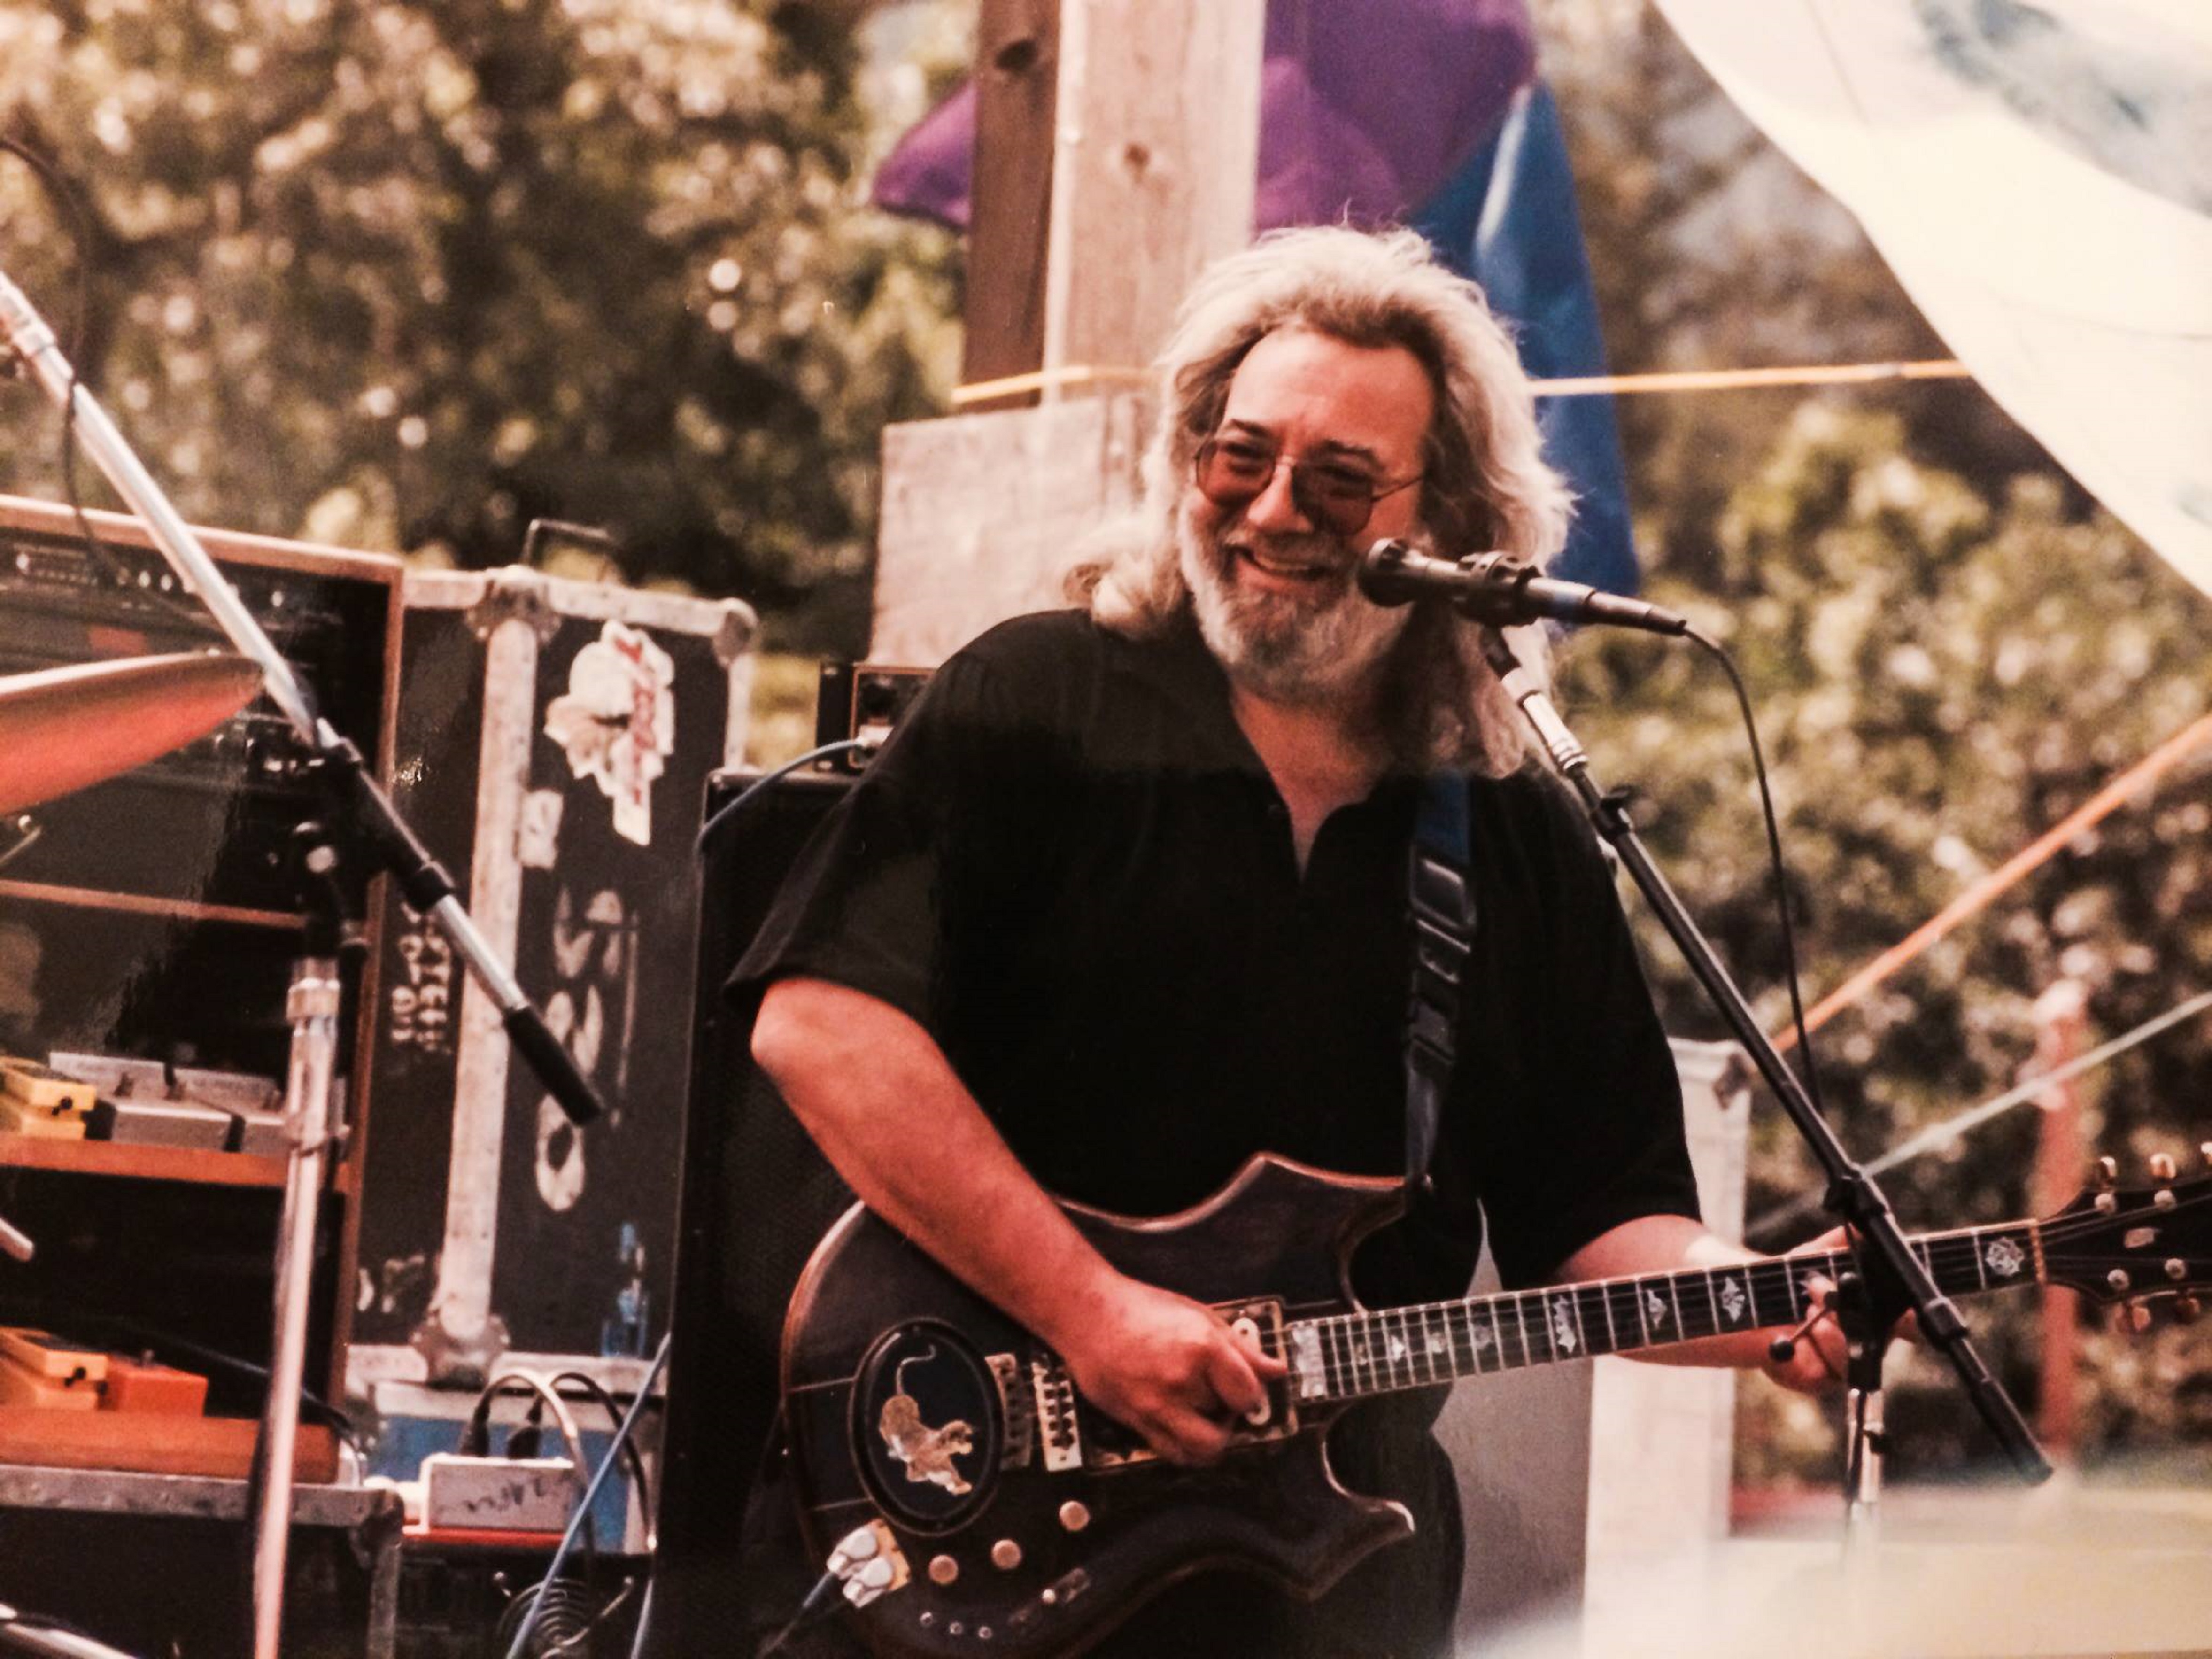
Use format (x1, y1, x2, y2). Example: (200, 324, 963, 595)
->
(1556, 403, 2212, 1475)
(0, 0, 964, 647)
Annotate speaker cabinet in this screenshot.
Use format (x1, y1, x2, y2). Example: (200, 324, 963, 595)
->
(646, 767, 856, 1647)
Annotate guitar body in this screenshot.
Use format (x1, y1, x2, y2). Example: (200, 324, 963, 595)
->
(779, 1155, 1415, 1659)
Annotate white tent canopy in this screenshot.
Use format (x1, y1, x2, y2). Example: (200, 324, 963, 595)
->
(1653, 0, 2212, 601)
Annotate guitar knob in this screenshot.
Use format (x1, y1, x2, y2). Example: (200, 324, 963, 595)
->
(2148, 1152, 2178, 1181)
(991, 1539, 1023, 1570)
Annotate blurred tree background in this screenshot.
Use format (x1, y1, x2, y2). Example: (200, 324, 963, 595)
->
(0, 0, 968, 649)
(4, 0, 2206, 1487)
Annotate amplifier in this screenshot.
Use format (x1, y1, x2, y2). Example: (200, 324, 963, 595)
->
(643, 765, 855, 1655)
(812, 659, 932, 769)
(0, 495, 399, 912)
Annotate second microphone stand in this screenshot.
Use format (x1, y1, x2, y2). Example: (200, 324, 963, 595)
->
(1477, 628, 2050, 1536)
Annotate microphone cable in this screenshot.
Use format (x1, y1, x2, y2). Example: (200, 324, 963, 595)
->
(1683, 625, 1827, 1118)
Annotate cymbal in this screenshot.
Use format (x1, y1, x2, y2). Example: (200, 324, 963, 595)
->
(0, 653, 266, 815)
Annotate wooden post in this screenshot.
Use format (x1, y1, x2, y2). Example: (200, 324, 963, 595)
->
(1040, 0, 1265, 394)
(870, 0, 1265, 662)
(962, 0, 1061, 410)
(2030, 979, 2088, 1462)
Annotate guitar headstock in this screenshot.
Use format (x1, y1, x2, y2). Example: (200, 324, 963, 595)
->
(2040, 1146, 2212, 1322)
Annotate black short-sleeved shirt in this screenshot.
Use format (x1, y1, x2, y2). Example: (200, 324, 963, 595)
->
(733, 609, 1698, 1657)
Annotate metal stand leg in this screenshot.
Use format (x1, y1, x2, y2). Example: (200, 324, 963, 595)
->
(248, 953, 342, 1659)
(1842, 1382, 1886, 1548)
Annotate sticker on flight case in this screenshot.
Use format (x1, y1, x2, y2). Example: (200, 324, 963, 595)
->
(542, 620, 676, 846)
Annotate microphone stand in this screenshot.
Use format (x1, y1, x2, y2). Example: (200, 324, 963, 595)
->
(1, 264, 607, 1659)
(1476, 628, 2049, 1545)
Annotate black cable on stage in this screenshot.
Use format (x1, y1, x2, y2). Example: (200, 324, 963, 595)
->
(504, 1333, 670, 1659)
(547, 1368, 657, 1551)
(696, 737, 877, 853)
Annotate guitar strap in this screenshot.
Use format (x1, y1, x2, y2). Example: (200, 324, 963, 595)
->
(1405, 773, 1477, 1194)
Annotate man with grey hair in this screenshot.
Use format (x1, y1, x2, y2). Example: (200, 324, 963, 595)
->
(740, 226, 1833, 1657)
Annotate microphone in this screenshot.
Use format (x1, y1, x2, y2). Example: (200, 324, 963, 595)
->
(1358, 539, 1689, 636)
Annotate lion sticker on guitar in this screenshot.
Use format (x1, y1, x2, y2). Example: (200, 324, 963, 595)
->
(880, 1349, 977, 1495)
(853, 1322, 1002, 1531)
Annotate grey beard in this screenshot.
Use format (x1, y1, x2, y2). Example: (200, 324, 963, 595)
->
(1176, 511, 1409, 707)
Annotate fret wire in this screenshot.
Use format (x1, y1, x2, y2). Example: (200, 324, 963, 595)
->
(1577, 1283, 1610, 1357)
(1471, 1304, 1498, 1374)
(1600, 1280, 1620, 1352)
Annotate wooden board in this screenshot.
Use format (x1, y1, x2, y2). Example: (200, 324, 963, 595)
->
(0, 1409, 339, 1481)
(870, 391, 1150, 666)
(1040, 0, 1263, 380)
(0, 1132, 289, 1188)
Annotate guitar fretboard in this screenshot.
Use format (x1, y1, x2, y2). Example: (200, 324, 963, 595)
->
(1284, 1221, 2042, 1402)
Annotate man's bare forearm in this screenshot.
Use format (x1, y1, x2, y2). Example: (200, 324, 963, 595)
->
(750, 977, 1118, 1353)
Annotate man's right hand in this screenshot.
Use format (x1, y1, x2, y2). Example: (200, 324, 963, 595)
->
(1052, 1276, 1289, 1467)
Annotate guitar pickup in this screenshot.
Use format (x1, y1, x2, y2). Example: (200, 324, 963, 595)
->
(989, 1352, 1036, 1469)
(1031, 1356, 1086, 1472)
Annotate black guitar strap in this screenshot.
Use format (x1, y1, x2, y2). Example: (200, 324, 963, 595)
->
(1405, 773, 1476, 1193)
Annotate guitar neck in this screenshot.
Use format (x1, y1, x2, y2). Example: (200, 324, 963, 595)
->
(1286, 1218, 2043, 1403)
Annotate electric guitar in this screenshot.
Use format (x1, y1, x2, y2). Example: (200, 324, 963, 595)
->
(780, 1149, 2212, 1659)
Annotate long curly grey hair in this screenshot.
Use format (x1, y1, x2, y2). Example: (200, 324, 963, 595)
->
(1065, 225, 1572, 776)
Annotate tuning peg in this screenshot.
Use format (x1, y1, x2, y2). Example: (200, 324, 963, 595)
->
(2093, 1155, 2120, 1212)
(2199, 1141, 2212, 1172)
(2149, 1152, 2178, 1182)
(2173, 1295, 2202, 1325)
(2113, 1301, 2155, 1335)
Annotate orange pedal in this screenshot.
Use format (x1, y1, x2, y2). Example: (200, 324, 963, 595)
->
(100, 1352, 208, 1415)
